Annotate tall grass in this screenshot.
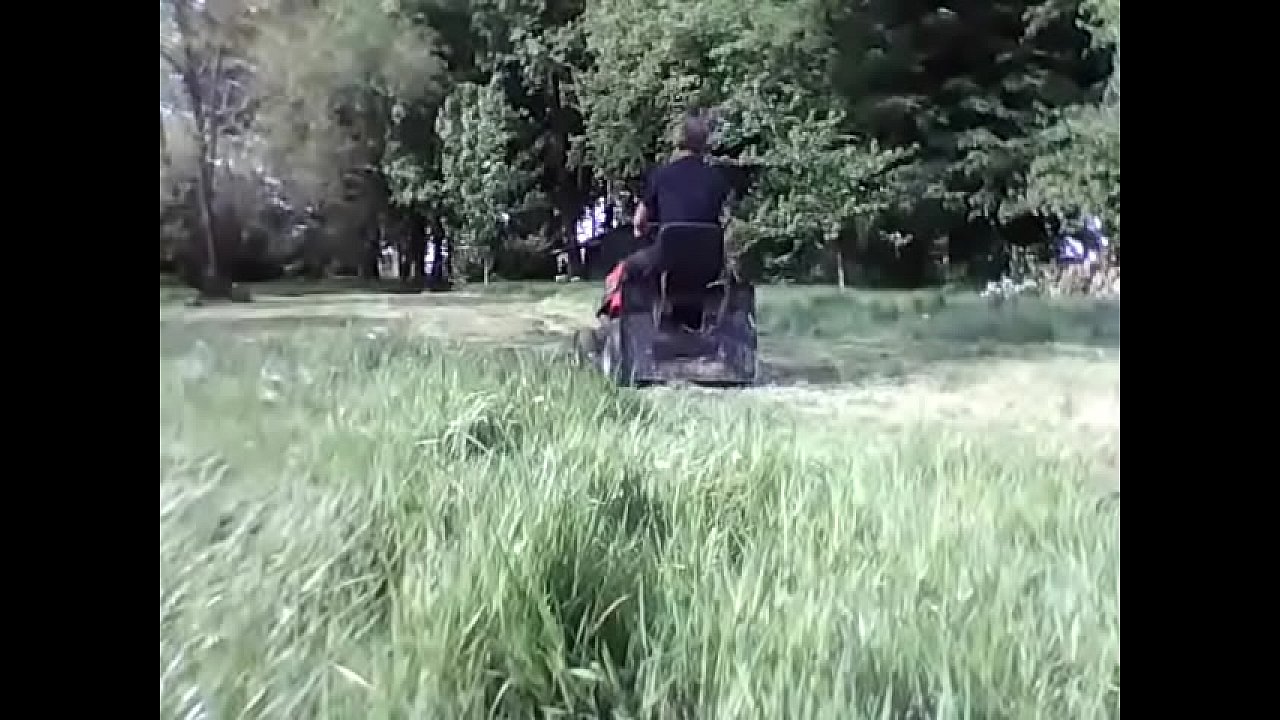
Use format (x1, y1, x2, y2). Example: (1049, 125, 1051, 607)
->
(160, 328, 1119, 719)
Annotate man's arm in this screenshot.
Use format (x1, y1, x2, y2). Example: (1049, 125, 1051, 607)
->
(634, 168, 661, 238)
(633, 201, 652, 238)
(716, 165, 734, 225)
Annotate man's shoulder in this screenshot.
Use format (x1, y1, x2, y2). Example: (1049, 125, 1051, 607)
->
(650, 155, 728, 195)
(645, 161, 676, 186)
(672, 154, 710, 169)
(662, 155, 721, 179)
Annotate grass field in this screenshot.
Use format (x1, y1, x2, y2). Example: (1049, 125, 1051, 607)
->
(160, 281, 1120, 719)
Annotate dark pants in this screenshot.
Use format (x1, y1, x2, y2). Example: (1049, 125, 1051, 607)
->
(589, 243, 662, 352)
(620, 243, 662, 283)
(596, 243, 661, 318)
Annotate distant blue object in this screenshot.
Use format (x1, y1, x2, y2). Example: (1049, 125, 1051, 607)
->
(1057, 234, 1087, 263)
(1057, 213, 1109, 264)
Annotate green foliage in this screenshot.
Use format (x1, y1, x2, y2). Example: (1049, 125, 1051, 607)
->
(576, 0, 910, 277)
(1021, 0, 1121, 238)
(162, 0, 1123, 286)
(573, 0, 1118, 281)
(252, 0, 445, 206)
(436, 78, 534, 279)
(575, 0, 830, 179)
(732, 113, 911, 277)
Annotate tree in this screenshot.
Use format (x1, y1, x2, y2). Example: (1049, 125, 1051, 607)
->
(159, 0, 257, 297)
(461, 0, 592, 274)
(159, 0, 1122, 289)
(436, 78, 534, 283)
(1021, 0, 1120, 238)
(575, 0, 909, 280)
(732, 112, 909, 284)
(251, 0, 446, 280)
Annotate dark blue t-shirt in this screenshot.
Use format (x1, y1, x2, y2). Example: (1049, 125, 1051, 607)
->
(642, 155, 730, 225)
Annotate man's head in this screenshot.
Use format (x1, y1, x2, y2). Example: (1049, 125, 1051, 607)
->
(674, 112, 711, 155)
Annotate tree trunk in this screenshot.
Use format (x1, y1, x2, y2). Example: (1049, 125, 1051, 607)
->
(604, 181, 616, 230)
(360, 219, 382, 281)
(160, 109, 170, 167)
(823, 227, 843, 291)
(362, 165, 391, 282)
(398, 228, 411, 283)
(571, 218, 585, 279)
(428, 214, 449, 290)
(408, 220, 426, 291)
(545, 68, 588, 280)
(194, 146, 221, 292)
(169, 3, 227, 298)
(396, 253, 409, 283)
(184, 104, 221, 292)
(561, 213, 584, 279)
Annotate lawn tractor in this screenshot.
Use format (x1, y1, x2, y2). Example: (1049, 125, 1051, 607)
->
(576, 222, 758, 387)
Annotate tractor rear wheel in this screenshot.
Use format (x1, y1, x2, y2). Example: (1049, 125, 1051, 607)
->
(599, 319, 634, 385)
(572, 327, 599, 367)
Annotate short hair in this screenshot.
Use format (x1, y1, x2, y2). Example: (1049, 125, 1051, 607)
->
(675, 112, 711, 154)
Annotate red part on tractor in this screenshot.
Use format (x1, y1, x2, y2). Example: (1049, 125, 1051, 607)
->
(584, 223, 758, 387)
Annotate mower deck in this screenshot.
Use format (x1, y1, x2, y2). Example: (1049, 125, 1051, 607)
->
(579, 222, 759, 388)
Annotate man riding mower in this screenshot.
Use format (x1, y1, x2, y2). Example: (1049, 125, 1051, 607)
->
(579, 113, 758, 387)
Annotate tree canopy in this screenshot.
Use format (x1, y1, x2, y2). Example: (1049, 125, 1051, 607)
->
(160, 0, 1121, 290)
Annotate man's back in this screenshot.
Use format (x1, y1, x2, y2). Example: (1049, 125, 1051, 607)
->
(643, 155, 730, 226)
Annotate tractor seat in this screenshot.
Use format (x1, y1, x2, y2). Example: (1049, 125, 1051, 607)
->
(652, 223, 728, 330)
(653, 222, 726, 292)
